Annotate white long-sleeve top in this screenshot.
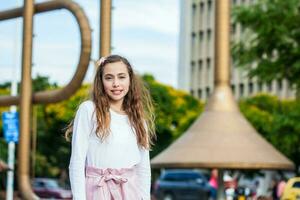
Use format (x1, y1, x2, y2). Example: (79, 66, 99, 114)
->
(69, 100, 151, 200)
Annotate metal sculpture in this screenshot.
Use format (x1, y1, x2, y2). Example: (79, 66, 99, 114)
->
(0, 0, 92, 199)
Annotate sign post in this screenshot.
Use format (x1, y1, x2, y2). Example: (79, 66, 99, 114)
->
(2, 111, 19, 200)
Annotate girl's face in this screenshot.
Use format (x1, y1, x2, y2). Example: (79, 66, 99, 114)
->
(102, 61, 130, 104)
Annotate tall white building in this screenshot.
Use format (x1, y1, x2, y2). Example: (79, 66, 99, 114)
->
(178, 0, 295, 100)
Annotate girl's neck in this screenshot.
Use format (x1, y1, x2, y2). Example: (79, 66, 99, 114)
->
(109, 101, 125, 114)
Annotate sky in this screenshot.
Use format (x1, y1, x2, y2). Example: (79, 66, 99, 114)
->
(0, 0, 180, 88)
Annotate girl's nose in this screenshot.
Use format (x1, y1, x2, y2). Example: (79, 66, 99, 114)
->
(113, 79, 120, 87)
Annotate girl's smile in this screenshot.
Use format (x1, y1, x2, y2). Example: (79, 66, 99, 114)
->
(102, 61, 130, 104)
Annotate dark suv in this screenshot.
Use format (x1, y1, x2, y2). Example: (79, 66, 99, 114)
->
(153, 169, 211, 200)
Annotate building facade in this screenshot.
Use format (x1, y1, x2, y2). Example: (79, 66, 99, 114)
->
(178, 0, 295, 100)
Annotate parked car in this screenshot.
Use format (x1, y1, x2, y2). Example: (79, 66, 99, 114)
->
(153, 169, 211, 200)
(281, 177, 300, 200)
(32, 178, 72, 199)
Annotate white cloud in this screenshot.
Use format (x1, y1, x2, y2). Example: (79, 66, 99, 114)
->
(112, 28, 178, 87)
(113, 0, 179, 35)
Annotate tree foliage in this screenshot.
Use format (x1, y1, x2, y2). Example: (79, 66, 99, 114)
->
(142, 74, 204, 157)
(232, 0, 300, 96)
(34, 84, 90, 177)
(239, 94, 300, 172)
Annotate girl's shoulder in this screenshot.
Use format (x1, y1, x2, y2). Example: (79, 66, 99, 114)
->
(78, 100, 95, 112)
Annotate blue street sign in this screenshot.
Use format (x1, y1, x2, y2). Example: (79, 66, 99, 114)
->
(1, 112, 19, 143)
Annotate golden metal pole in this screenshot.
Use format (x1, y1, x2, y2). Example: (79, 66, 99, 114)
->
(18, 0, 38, 199)
(100, 0, 112, 57)
(215, 0, 230, 86)
(214, 1, 230, 199)
(205, 0, 237, 112)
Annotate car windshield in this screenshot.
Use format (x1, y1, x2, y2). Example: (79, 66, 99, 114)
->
(162, 172, 203, 182)
(292, 181, 300, 188)
(33, 179, 60, 189)
(45, 180, 60, 189)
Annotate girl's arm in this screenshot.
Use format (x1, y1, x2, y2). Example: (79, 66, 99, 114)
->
(69, 102, 92, 200)
(136, 149, 151, 200)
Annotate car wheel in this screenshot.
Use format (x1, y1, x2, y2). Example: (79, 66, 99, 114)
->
(163, 193, 174, 200)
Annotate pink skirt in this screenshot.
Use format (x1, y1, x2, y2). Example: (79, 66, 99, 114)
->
(85, 166, 142, 200)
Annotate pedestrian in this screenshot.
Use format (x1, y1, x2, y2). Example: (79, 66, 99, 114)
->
(271, 178, 279, 200)
(208, 169, 218, 200)
(66, 55, 156, 200)
(276, 177, 287, 199)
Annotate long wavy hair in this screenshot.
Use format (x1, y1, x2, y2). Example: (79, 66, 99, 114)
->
(66, 55, 156, 149)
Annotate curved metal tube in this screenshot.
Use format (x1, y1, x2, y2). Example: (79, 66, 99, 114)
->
(0, 0, 92, 106)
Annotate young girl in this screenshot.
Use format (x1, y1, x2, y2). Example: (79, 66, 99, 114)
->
(67, 55, 156, 200)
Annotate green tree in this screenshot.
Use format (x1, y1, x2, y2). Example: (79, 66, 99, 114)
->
(34, 84, 90, 177)
(0, 82, 11, 90)
(232, 0, 300, 97)
(239, 94, 300, 172)
(32, 74, 58, 92)
(142, 74, 204, 157)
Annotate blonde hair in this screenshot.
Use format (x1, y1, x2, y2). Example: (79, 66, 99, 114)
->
(66, 55, 156, 149)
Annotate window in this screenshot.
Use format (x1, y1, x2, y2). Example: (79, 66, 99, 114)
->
(198, 60, 203, 70)
(200, 2, 204, 13)
(206, 58, 211, 83)
(207, 0, 212, 26)
(190, 89, 194, 96)
(258, 81, 263, 91)
(249, 82, 253, 94)
(199, 31, 204, 48)
(200, 2, 205, 29)
(207, 29, 212, 54)
(191, 60, 195, 66)
(192, 3, 197, 31)
(192, 3, 197, 16)
(231, 84, 235, 94)
(277, 79, 282, 90)
(239, 83, 244, 97)
(206, 87, 210, 97)
(198, 89, 202, 98)
(191, 33, 197, 59)
(267, 82, 272, 92)
(198, 60, 203, 79)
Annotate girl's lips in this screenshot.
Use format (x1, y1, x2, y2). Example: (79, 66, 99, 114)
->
(111, 90, 123, 95)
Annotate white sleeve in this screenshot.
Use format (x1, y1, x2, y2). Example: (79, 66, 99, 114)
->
(69, 102, 92, 200)
(136, 149, 151, 200)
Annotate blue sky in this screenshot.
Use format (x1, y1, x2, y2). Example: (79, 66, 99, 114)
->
(0, 0, 179, 88)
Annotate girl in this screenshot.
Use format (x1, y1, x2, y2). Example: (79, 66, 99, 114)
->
(66, 55, 156, 200)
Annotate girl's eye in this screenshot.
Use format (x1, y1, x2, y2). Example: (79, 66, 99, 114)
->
(119, 76, 126, 79)
(105, 77, 112, 80)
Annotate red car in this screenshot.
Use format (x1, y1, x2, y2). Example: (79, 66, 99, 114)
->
(32, 178, 72, 199)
